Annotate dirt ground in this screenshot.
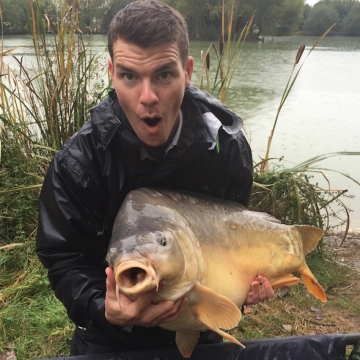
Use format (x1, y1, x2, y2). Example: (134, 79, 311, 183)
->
(320, 231, 360, 332)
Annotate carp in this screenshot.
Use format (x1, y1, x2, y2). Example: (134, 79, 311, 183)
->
(106, 188, 326, 358)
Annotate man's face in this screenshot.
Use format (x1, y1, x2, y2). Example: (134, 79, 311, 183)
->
(108, 39, 193, 148)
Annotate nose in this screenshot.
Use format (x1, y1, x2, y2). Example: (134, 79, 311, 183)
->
(139, 80, 158, 106)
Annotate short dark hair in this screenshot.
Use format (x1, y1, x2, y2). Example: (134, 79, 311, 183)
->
(108, 0, 189, 67)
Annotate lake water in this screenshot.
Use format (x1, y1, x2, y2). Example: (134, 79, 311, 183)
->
(2, 35, 360, 232)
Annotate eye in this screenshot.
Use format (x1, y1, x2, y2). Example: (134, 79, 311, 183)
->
(154, 232, 168, 246)
(121, 73, 135, 81)
(158, 72, 171, 80)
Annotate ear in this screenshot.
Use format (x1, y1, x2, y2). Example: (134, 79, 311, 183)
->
(185, 56, 194, 88)
(108, 57, 115, 82)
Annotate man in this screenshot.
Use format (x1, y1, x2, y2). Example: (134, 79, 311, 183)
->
(36, 0, 274, 355)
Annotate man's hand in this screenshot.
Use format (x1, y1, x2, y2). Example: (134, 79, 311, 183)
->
(104, 267, 187, 328)
(245, 275, 274, 305)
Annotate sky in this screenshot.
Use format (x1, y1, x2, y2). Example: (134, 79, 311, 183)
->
(305, 0, 319, 5)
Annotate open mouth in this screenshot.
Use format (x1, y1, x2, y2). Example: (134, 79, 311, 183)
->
(143, 117, 161, 127)
(114, 260, 159, 299)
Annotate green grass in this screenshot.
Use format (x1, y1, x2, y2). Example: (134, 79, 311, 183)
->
(0, 242, 73, 359)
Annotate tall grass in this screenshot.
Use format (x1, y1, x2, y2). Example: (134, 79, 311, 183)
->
(0, 0, 108, 151)
(0, 0, 109, 243)
(197, 0, 255, 103)
(0, 1, 108, 357)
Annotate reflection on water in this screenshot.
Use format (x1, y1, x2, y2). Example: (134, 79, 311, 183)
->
(2, 34, 360, 231)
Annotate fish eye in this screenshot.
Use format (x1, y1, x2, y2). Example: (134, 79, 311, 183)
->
(154, 232, 168, 246)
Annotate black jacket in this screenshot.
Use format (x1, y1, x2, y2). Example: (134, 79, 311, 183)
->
(36, 86, 253, 349)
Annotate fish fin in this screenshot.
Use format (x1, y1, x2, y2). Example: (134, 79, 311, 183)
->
(175, 331, 200, 358)
(300, 264, 327, 302)
(294, 225, 324, 255)
(211, 328, 245, 348)
(190, 283, 241, 330)
(270, 274, 300, 289)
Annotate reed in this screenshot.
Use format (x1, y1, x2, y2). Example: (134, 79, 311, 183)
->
(0, 0, 108, 152)
(0, 0, 109, 243)
(197, 10, 358, 234)
(260, 24, 336, 173)
(0, 2, 108, 356)
(197, 0, 255, 103)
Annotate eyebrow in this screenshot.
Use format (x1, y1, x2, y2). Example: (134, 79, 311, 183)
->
(115, 61, 178, 74)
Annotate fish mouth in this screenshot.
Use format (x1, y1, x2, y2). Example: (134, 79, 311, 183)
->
(114, 259, 159, 300)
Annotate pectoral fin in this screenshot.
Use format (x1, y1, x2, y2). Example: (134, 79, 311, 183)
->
(176, 331, 200, 358)
(270, 273, 300, 289)
(300, 265, 327, 302)
(189, 283, 241, 330)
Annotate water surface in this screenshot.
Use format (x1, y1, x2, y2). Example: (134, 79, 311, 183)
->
(2, 35, 360, 231)
(190, 37, 360, 232)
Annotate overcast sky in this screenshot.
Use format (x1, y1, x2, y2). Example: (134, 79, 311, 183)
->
(305, 0, 319, 6)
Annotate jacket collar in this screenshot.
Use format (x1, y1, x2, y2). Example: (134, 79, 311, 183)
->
(90, 86, 243, 152)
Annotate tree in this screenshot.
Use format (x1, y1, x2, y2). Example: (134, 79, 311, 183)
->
(342, 1, 360, 35)
(276, 0, 305, 36)
(76, 0, 112, 33)
(300, 3, 312, 31)
(236, 0, 305, 37)
(0, 0, 56, 34)
(101, 0, 133, 34)
(303, 2, 338, 35)
(1, 0, 29, 34)
(165, 0, 223, 40)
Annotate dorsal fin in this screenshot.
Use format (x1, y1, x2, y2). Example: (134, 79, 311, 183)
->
(294, 225, 324, 255)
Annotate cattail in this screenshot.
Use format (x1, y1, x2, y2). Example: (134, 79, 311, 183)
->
(295, 44, 305, 65)
(235, 14, 242, 33)
(206, 51, 210, 70)
(219, 36, 224, 55)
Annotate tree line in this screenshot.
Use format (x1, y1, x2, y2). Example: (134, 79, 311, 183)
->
(1, 0, 360, 37)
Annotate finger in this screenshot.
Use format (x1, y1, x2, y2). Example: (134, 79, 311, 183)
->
(257, 278, 268, 301)
(262, 277, 275, 298)
(105, 266, 116, 288)
(244, 291, 254, 305)
(252, 280, 261, 304)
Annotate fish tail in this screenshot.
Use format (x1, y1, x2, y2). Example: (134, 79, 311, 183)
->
(300, 264, 327, 302)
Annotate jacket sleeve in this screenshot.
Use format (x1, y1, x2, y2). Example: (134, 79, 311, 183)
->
(36, 147, 117, 334)
(219, 128, 254, 207)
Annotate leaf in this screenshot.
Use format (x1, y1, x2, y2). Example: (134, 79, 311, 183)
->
(310, 305, 324, 320)
(276, 288, 290, 298)
(285, 305, 297, 314)
(282, 324, 292, 332)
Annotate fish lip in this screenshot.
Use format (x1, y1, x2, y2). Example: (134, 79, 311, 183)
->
(114, 259, 159, 299)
